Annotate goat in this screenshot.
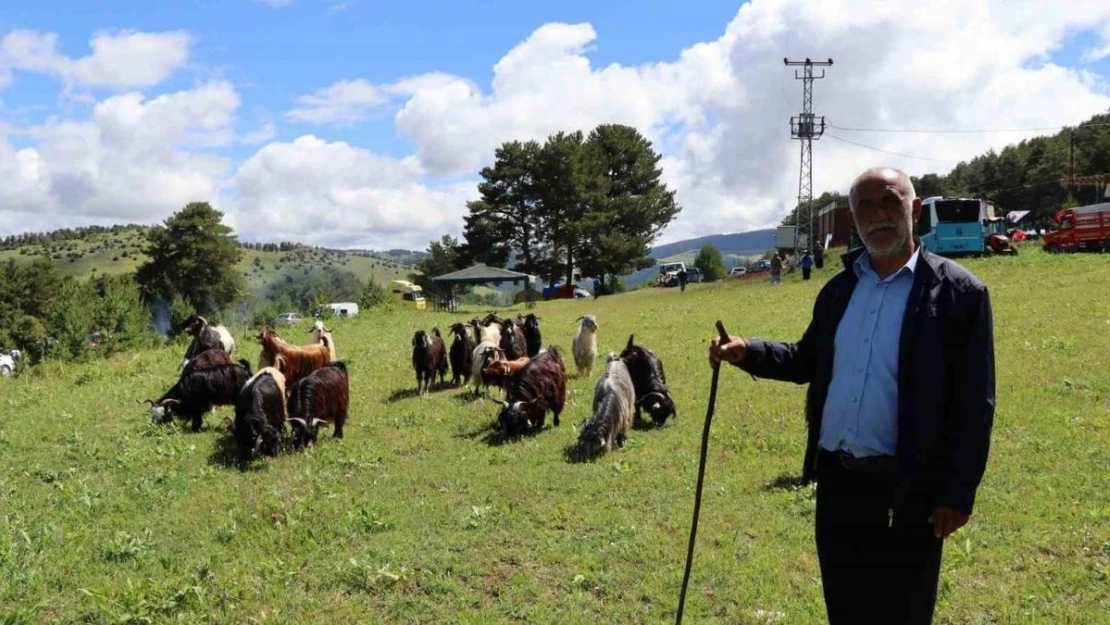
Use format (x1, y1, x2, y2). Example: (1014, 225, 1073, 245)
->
(144, 360, 253, 431)
(288, 361, 350, 448)
(309, 320, 338, 362)
(256, 327, 331, 388)
(578, 354, 636, 456)
(448, 322, 474, 386)
(495, 346, 567, 434)
(518, 313, 542, 357)
(182, 346, 232, 375)
(619, 334, 677, 426)
(470, 340, 503, 397)
(412, 328, 447, 395)
(499, 318, 528, 361)
(483, 352, 531, 394)
(472, 316, 501, 346)
(233, 366, 287, 458)
(572, 315, 599, 378)
(179, 314, 235, 369)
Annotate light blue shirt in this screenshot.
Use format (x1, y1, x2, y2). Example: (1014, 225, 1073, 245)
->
(819, 248, 919, 457)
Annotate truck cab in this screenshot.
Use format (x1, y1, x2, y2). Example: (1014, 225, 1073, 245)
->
(658, 261, 687, 287)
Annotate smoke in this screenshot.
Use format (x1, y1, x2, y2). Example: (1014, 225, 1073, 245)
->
(151, 300, 172, 335)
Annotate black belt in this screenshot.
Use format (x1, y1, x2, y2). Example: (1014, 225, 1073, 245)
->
(819, 448, 897, 473)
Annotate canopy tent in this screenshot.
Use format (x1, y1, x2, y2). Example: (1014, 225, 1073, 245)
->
(431, 263, 537, 311)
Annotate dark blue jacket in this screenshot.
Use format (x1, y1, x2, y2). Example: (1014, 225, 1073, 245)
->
(736, 241, 995, 515)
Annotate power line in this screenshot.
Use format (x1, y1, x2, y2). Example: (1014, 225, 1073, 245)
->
(825, 133, 959, 163)
(829, 121, 1110, 134)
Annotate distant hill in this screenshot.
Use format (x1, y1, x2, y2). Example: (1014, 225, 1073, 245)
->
(620, 228, 777, 289)
(0, 227, 421, 300)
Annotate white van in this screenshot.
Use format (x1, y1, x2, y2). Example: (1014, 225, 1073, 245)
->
(324, 302, 360, 318)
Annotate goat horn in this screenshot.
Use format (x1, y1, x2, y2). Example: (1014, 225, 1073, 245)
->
(637, 392, 666, 406)
(310, 418, 328, 427)
(137, 399, 156, 406)
(289, 417, 307, 426)
(161, 399, 181, 407)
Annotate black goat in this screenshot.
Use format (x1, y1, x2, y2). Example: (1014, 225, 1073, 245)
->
(496, 346, 567, 435)
(499, 318, 528, 361)
(412, 328, 447, 395)
(233, 367, 287, 458)
(448, 322, 474, 386)
(519, 313, 542, 358)
(619, 334, 677, 426)
(288, 361, 350, 448)
(144, 360, 253, 431)
(182, 347, 232, 375)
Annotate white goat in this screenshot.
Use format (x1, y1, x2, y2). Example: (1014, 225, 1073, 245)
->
(309, 320, 338, 362)
(578, 353, 636, 456)
(572, 314, 598, 378)
(470, 340, 502, 397)
(472, 317, 501, 347)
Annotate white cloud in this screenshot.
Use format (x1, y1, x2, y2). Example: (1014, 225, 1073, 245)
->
(0, 29, 191, 91)
(0, 81, 237, 222)
(285, 79, 388, 124)
(1083, 23, 1110, 63)
(227, 135, 475, 249)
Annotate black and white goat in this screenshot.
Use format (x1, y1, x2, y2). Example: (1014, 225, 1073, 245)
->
(577, 353, 636, 456)
(619, 334, 677, 426)
(233, 366, 287, 458)
(288, 361, 350, 448)
(179, 314, 235, 369)
(144, 359, 253, 431)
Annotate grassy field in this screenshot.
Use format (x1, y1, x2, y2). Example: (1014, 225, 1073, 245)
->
(0, 230, 415, 296)
(0, 244, 1108, 624)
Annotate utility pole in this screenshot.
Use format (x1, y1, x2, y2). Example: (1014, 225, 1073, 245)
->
(785, 57, 832, 258)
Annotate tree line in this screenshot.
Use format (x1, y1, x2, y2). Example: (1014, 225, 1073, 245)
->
(0, 224, 146, 250)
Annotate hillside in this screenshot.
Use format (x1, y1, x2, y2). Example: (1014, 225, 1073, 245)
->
(0, 227, 419, 300)
(620, 228, 777, 289)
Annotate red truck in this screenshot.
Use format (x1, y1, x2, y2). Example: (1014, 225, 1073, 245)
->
(1043, 202, 1110, 253)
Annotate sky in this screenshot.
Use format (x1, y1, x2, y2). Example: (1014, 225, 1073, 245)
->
(1, 0, 1109, 250)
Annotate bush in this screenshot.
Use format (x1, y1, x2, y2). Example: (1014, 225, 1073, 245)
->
(694, 244, 727, 282)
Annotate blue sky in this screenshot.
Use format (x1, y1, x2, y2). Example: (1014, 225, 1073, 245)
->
(1, 1, 1109, 249)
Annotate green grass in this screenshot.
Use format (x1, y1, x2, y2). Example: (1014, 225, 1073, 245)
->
(0, 244, 1108, 623)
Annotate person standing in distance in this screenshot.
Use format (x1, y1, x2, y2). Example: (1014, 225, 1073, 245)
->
(708, 167, 996, 625)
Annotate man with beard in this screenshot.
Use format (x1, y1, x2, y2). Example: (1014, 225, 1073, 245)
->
(709, 167, 995, 624)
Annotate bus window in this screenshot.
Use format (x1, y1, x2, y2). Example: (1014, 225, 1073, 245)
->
(934, 200, 981, 223)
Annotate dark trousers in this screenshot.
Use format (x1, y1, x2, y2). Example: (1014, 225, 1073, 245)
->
(815, 450, 944, 625)
(803, 267, 812, 280)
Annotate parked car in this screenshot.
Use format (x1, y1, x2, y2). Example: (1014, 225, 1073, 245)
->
(0, 349, 18, 376)
(686, 268, 702, 283)
(728, 267, 747, 278)
(277, 312, 303, 326)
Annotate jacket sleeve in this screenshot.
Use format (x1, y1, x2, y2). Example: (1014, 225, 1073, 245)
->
(941, 284, 996, 515)
(732, 289, 824, 385)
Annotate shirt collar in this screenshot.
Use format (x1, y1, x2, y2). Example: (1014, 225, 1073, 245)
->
(854, 245, 920, 282)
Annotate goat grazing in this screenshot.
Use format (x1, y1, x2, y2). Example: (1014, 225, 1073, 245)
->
(499, 318, 528, 361)
(288, 361, 350, 448)
(572, 315, 599, 378)
(448, 322, 474, 386)
(309, 320, 338, 362)
(578, 354, 636, 456)
(470, 340, 502, 397)
(619, 334, 677, 426)
(412, 328, 447, 395)
(519, 313, 542, 357)
(233, 367, 288, 458)
(144, 359, 253, 431)
(496, 346, 567, 434)
(256, 327, 331, 388)
(179, 314, 235, 369)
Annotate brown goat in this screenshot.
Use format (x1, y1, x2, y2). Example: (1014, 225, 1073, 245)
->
(256, 327, 331, 388)
(483, 353, 531, 393)
(496, 346, 567, 434)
